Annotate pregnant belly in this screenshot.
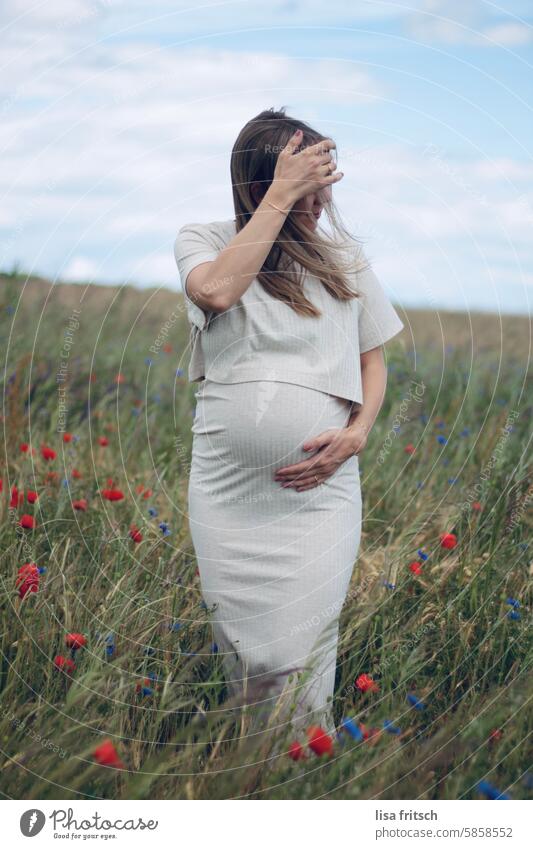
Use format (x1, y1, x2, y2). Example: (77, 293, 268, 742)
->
(191, 379, 352, 473)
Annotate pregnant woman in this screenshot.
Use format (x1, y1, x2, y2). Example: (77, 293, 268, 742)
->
(173, 108, 404, 740)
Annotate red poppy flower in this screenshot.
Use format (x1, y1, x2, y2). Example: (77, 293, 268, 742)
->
(102, 488, 124, 501)
(0, 478, 2, 492)
(72, 499, 88, 511)
(63, 432, 73, 443)
(71, 468, 82, 479)
(129, 525, 143, 543)
(306, 725, 333, 757)
(26, 490, 39, 504)
(404, 443, 416, 455)
(19, 514, 36, 529)
(142, 489, 152, 499)
(10, 486, 24, 508)
(355, 673, 379, 694)
(98, 436, 109, 447)
(20, 442, 30, 453)
(93, 740, 125, 769)
(440, 532, 457, 549)
(489, 728, 503, 742)
(90, 371, 97, 383)
(163, 343, 173, 353)
(359, 723, 381, 744)
(114, 373, 125, 384)
(16, 563, 40, 599)
(472, 501, 482, 511)
(409, 561, 423, 576)
(65, 633, 86, 650)
(135, 484, 145, 494)
(53, 655, 76, 674)
(288, 741, 306, 761)
(45, 471, 59, 483)
(41, 445, 56, 461)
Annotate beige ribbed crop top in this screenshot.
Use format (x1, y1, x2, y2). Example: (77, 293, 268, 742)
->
(173, 218, 404, 407)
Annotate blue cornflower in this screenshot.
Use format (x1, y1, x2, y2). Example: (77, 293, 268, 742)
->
(340, 717, 364, 741)
(105, 634, 115, 657)
(199, 600, 208, 610)
(507, 610, 521, 621)
(38, 566, 47, 575)
(419, 414, 429, 424)
(436, 420, 445, 429)
(148, 507, 158, 517)
(437, 435, 447, 445)
(211, 642, 219, 654)
(417, 549, 428, 561)
(62, 478, 70, 488)
(169, 621, 181, 632)
(383, 580, 396, 590)
(6, 304, 15, 314)
(407, 693, 426, 710)
(176, 368, 184, 377)
(144, 646, 156, 656)
(392, 424, 401, 432)
(477, 780, 510, 800)
(383, 719, 401, 735)
(460, 428, 470, 437)
(416, 482, 425, 490)
(448, 477, 458, 485)
(159, 521, 170, 535)
(506, 598, 520, 608)
(145, 357, 153, 366)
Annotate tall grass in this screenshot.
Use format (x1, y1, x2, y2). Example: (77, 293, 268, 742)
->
(0, 275, 531, 799)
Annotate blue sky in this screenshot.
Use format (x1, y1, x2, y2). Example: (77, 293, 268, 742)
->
(1, 0, 532, 314)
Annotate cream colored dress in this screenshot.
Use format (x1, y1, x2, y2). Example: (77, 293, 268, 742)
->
(174, 220, 404, 735)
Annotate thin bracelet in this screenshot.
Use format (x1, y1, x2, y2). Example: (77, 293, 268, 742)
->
(264, 199, 290, 215)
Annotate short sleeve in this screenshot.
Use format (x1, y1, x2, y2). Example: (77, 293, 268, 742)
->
(173, 223, 220, 330)
(355, 248, 404, 353)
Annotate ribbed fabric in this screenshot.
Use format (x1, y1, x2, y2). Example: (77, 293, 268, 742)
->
(173, 219, 405, 407)
(188, 379, 362, 735)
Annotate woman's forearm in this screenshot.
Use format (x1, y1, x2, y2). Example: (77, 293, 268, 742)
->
(347, 350, 388, 437)
(187, 183, 295, 312)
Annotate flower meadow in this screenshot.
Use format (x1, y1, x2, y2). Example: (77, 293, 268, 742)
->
(0, 275, 531, 800)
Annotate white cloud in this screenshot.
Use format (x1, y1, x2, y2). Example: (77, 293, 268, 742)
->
(61, 255, 101, 281)
(0, 0, 531, 314)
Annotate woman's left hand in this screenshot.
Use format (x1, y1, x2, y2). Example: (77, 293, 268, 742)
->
(274, 426, 367, 491)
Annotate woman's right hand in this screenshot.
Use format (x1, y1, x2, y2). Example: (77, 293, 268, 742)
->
(269, 129, 343, 206)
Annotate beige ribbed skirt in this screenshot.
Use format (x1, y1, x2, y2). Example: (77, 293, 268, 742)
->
(188, 378, 362, 736)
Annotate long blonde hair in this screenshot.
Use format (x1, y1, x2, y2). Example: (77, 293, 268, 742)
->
(230, 107, 369, 317)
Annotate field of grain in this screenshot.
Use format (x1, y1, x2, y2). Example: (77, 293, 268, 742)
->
(0, 273, 531, 800)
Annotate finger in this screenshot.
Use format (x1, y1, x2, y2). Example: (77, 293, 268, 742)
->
(302, 428, 340, 452)
(307, 137, 336, 156)
(282, 128, 303, 156)
(293, 478, 328, 491)
(277, 464, 326, 482)
(320, 171, 344, 186)
(275, 462, 322, 479)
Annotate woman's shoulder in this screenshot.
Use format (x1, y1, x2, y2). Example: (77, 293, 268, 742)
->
(178, 218, 236, 240)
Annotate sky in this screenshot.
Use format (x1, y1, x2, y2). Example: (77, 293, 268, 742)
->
(1, 0, 532, 314)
